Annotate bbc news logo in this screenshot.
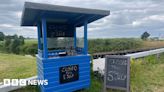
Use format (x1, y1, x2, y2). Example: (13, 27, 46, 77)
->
(1, 79, 48, 86)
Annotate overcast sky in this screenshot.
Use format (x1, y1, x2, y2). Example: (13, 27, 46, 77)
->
(0, 0, 164, 38)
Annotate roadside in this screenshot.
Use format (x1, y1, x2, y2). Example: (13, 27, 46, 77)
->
(0, 53, 163, 92)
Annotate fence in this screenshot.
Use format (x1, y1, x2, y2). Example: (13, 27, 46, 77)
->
(93, 48, 164, 75)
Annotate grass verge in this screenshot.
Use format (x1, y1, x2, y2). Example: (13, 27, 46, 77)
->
(0, 53, 163, 92)
(0, 53, 36, 82)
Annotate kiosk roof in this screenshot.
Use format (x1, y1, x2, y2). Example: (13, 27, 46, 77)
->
(21, 2, 110, 27)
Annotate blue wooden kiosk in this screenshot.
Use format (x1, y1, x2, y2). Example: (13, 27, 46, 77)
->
(21, 2, 109, 92)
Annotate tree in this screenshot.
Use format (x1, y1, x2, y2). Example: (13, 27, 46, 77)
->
(3, 34, 25, 54)
(0, 32, 5, 41)
(13, 34, 18, 39)
(10, 37, 21, 54)
(141, 31, 150, 40)
(19, 36, 25, 45)
(4, 38, 11, 52)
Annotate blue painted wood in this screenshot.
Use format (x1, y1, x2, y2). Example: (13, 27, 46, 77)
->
(37, 61, 90, 74)
(35, 9, 91, 92)
(21, 2, 110, 92)
(84, 20, 88, 54)
(43, 80, 90, 92)
(38, 49, 43, 57)
(37, 55, 90, 63)
(21, 2, 110, 27)
(44, 59, 89, 68)
(41, 18, 48, 58)
(37, 23, 41, 50)
(44, 65, 88, 74)
(74, 27, 76, 49)
(38, 74, 90, 85)
(37, 55, 90, 92)
(37, 66, 90, 80)
(40, 80, 90, 92)
(38, 75, 90, 88)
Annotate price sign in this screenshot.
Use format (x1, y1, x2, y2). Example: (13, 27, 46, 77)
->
(59, 65, 79, 84)
(46, 22, 74, 37)
(104, 55, 130, 92)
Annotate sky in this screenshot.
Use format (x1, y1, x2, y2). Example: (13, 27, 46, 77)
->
(0, 0, 164, 38)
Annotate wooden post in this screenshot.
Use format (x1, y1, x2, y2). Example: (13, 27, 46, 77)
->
(84, 20, 88, 55)
(74, 27, 76, 49)
(41, 18, 48, 58)
(37, 23, 41, 50)
(103, 57, 107, 92)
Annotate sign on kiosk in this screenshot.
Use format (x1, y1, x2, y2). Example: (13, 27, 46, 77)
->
(60, 65, 79, 84)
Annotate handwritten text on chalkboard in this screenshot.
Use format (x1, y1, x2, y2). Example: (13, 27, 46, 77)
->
(107, 58, 128, 82)
(105, 55, 130, 91)
(60, 65, 79, 84)
(46, 22, 74, 37)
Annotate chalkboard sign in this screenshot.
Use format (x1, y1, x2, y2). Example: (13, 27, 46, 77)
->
(104, 55, 130, 92)
(59, 65, 79, 84)
(46, 22, 74, 37)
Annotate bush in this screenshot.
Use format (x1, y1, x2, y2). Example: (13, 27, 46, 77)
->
(4, 38, 12, 53)
(88, 38, 143, 53)
(0, 38, 144, 56)
(20, 44, 37, 56)
(10, 38, 21, 54)
(0, 32, 5, 41)
(0, 41, 4, 52)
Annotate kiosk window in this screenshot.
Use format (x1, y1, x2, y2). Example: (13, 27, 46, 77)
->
(47, 37, 74, 50)
(76, 27, 84, 48)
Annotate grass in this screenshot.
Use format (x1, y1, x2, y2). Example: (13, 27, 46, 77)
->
(143, 40, 164, 48)
(0, 53, 36, 82)
(24, 39, 37, 46)
(0, 53, 162, 92)
(11, 86, 40, 92)
(130, 53, 164, 92)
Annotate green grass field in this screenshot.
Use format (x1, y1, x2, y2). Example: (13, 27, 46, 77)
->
(0, 53, 164, 92)
(130, 54, 164, 92)
(24, 39, 37, 46)
(0, 53, 36, 82)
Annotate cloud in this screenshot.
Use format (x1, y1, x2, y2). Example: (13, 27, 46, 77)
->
(0, 24, 14, 28)
(0, 0, 163, 38)
(132, 15, 164, 29)
(15, 11, 22, 19)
